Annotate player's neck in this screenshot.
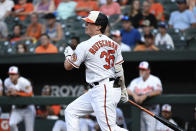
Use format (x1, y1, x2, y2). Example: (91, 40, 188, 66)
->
(142, 74, 150, 81)
(89, 32, 102, 37)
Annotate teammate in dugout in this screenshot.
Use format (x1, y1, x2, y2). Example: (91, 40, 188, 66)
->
(64, 11, 128, 131)
(4, 66, 35, 131)
(127, 61, 162, 131)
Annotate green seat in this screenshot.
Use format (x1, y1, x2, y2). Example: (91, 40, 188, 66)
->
(187, 38, 196, 50)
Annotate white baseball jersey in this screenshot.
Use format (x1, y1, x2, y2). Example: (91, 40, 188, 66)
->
(0, 78, 3, 91)
(128, 74, 162, 131)
(4, 77, 32, 94)
(156, 119, 177, 131)
(4, 76, 35, 131)
(127, 74, 162, 95)
(67, 34, 124, 84)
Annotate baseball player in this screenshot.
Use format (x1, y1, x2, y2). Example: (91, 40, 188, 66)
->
(4, 66, 35, 131)
(116, 107, 127, 129)
(64, 11, 128, 131)
(127, 61, 162, 131)
(52, 115, 96, 131)
(156, 104, 177, 131)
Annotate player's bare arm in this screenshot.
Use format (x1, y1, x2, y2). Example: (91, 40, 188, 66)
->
(64, 60, 74, 71)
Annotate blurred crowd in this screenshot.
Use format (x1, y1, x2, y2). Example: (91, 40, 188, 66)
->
(0, 0, 196, 54)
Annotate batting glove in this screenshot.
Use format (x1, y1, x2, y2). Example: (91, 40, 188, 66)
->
(121, 88, 128, 103)
(64, 46, 73, 60)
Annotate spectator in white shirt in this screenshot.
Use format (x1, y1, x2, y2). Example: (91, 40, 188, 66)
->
(111, 30, 131, 52)
(155, 22, 174, 49)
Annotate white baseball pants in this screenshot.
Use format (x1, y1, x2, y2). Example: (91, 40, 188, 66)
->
(52, 120, 67, 131)
(140, 110, 158, 131)
(65, 80, 128, 131)
(9, 105, 35, 131)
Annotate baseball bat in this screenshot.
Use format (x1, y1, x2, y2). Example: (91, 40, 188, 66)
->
(128, 100, 185, 131)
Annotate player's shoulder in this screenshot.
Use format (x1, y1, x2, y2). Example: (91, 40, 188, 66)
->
(18, 76, 30, 83)
(4, 77, 11, 85)
(4, 77, 10, 83)
(131, 77, 142, 84)
(149, 74, 161, 81)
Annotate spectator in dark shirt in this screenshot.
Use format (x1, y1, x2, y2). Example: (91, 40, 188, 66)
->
(9, 24, 24, 44)
(129, 0, 141, 28)
(120, 15, 141, 48)
(133, 1, 157, 28)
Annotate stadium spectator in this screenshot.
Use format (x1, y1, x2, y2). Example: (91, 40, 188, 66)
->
(4, 66, 35, 131)
(127, 61, 162, 131)
(156, 104, 178, 131)
(129, 0, 141, 28)
(169, 0, 196, 31)
(111, 30, 131, 52)
(120, 15, 141, 48)
(100, 0, 121, 16)
(53, 0, 61, 8)
(140, 20, 152, 42)
(148, 0, 165, 21)
(187, 0, 196, 12)
(75, 0, 99, 17)
(35, 33, 58, 53)
(42, 13, 63, 43)
(34, 0, 55, 15)
(56, 0, 77, 20)
(37, 85, 61, 119)
(9, 24, 24, 44)
(187, 106, 196, 131)
(133, 1, 157, 28)
(0, 0, 14, 20)
(25, 13, 42, 41)
(134, 33, 159, 51)
(155, 22, 174, 49)
(0, 21, 8, 41)
(70, 36, 80, 50)
(16, 43, 28, 54)
(12, 0, 34, 21)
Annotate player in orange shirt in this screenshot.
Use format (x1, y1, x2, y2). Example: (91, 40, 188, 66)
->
(35, 33, 58, 53)
(13, 0, 34, 21)
(148, 0, 165, 21)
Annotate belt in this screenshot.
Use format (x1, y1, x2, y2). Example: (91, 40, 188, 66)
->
(88, 78, 115, 89)
(15, 105, 28, 109)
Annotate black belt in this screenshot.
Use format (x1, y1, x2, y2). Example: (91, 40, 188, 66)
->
(88, 78, 115, 88)
(15, 105, 28, 109)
